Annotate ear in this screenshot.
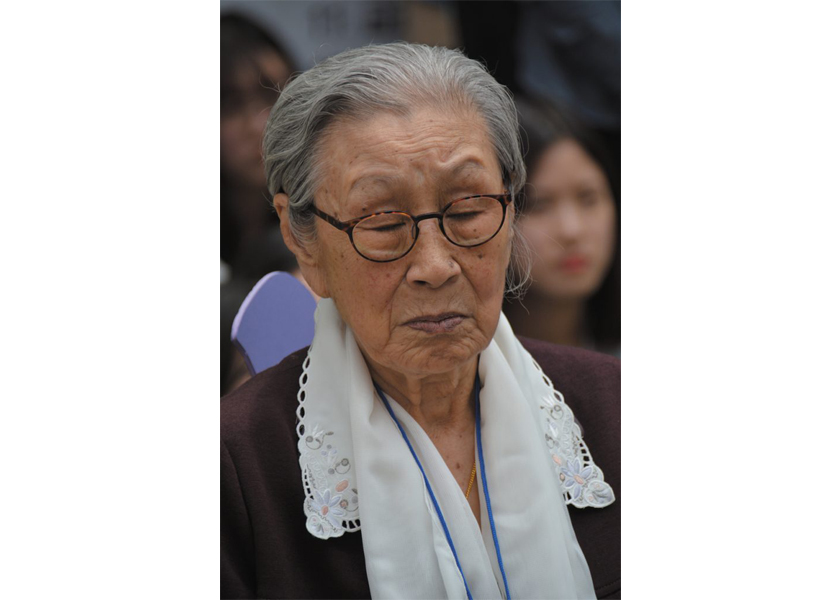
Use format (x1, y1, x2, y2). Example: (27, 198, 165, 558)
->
(273, 193, 331, 298)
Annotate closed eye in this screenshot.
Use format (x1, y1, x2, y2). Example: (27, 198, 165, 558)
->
(446, 211, 483, 220)
(368, 223, 405, 232)
(356, 213, 411, 233)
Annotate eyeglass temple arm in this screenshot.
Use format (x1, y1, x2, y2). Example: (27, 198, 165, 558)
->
(310, 205, 356, 235)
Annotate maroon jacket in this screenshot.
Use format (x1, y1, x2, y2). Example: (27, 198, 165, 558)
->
(221, 338, 620, 599)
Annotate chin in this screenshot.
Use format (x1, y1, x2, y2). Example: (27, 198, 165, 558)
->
(400, 354, 475, 377)
(531, 276, 599, 301)
(390, 332, 487, 377)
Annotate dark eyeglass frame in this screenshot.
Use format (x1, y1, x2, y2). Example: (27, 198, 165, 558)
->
(308, 192, 514, 263)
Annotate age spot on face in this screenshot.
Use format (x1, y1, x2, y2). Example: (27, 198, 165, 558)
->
(311, 106, 509, 379)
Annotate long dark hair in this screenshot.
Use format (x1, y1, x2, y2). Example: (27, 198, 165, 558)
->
(220, 13, 296, 266)
(220, 13, 295, 107)
(515, 96, 621, 348)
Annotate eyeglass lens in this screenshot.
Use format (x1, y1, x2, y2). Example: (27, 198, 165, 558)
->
(352, 196, 504, 261)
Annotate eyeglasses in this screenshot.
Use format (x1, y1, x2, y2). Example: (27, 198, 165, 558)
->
(308, 192, 514, 262)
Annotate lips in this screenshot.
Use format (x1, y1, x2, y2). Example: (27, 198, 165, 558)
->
(404, 312, 466, 333)
(559, 255, 588, 273)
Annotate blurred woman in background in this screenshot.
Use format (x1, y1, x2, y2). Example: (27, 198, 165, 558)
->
(221, 13, 297, 276)
(506, 98, 620, 356)
(220, 13, 299, 394)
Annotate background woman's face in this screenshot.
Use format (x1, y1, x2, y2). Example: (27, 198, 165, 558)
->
(220, 50, 290, 188)
(305, 107, 513, 379)
(521, 139, 616, 301)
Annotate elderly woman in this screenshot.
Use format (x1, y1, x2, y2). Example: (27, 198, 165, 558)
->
(221, 43, 620, 599)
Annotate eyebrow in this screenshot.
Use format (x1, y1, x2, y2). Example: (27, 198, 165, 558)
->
(347, 173, 401, 196)
(347, 158, 489, 196)
(446, 158, 488, 180)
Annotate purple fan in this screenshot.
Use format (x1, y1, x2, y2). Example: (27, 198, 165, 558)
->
(231, 271, 317, 375)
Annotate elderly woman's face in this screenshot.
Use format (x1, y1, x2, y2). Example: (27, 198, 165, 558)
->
(304, 107, 512, 378)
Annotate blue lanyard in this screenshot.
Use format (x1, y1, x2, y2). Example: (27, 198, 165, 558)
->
(474, 370, 511, 599)
(374, 369, 511, 600)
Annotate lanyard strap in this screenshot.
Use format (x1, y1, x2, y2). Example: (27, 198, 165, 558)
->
(375, 382, 474, 600)
(374, 368, 511, 599)
(474, 369, 511, 599)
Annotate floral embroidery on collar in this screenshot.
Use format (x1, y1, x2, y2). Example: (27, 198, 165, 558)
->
(536, 358, 616, 509)
(295, 349, 615, 540)
(296, 355, 360, 539)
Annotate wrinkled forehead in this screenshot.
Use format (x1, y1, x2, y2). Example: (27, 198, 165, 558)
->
(313, 106, 502, 211)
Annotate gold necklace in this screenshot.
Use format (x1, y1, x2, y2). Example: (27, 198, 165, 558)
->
(464, 459, 477, 498)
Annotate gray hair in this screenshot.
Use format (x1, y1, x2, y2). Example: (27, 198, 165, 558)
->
(263, 42, 530, 295)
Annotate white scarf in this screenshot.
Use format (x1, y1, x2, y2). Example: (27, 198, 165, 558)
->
(296, 299, 615, 599)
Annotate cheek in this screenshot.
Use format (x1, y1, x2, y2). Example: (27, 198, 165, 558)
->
(326, 255, 402, 333)
(337, 261, 400, 300)
(521, 214, 547, 238)
(590, 209, 617, 262)
(469, 243, 509, 311)
(474, 259, 505, 291)
(520, 218, 556, 267)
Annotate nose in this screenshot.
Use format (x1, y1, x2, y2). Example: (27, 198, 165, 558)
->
(405, 219, 461, 288)
(554, 203, 584, 247)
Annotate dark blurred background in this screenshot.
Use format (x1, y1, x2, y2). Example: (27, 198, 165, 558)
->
(220, 0, 620, 395)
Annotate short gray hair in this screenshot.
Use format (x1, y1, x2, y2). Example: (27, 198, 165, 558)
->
(263, 42, 530, 294)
